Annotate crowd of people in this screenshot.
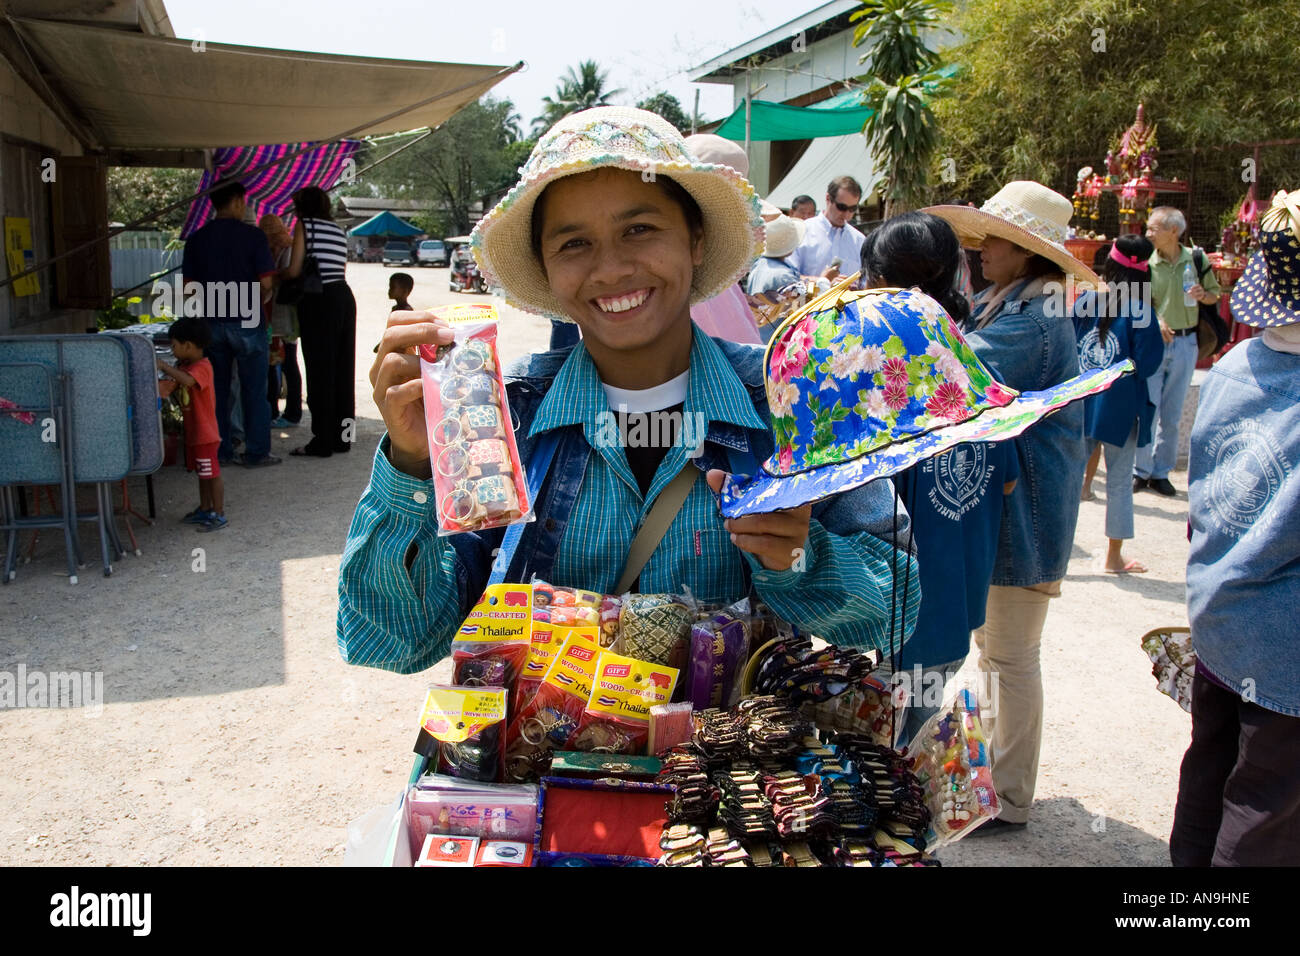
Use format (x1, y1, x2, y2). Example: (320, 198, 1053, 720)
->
(164, 181, 361, 530)
(174, 106, 1284, 865)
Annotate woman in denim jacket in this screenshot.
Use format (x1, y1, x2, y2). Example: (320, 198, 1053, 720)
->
(929, 182, 1097, 830)
(1171, 193, 1300, 866)
(337, 108, 918, 676)
(1072, 236, 1164, 573)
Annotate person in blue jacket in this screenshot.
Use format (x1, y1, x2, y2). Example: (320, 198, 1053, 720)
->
(1072, 235, 1164, 573)
(859, 212, 1020, 747)
(927, 182, 1096, 831)
(336, 107, 919, 675)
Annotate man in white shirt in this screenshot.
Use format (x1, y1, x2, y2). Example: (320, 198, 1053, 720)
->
(789, 175, 866, 281)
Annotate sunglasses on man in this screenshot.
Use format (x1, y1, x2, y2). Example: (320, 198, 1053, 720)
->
(831, 199, 859, 214)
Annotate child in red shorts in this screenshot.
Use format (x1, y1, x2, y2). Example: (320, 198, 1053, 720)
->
(156, 317, 227, 531)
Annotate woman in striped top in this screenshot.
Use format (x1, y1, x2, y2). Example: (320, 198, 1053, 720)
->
(288, 186, 357, 457)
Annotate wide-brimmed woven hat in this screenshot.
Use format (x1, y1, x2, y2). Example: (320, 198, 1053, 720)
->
(719, 277, 1132, 517)
(471, 107, 764, 322)
(763, 215, 804, 259)
(1230, 189, 1300, 328)
(924, 181, 1099, 284)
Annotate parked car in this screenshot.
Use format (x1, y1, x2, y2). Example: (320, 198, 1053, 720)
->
(416, 239, 449, 267)
(382, 241, 415, 266)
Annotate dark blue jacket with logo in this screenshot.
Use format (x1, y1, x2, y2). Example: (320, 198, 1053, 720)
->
(1071, 288, 1164, 448)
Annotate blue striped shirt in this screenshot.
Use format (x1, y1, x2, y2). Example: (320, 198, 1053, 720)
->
(337, 331, 918, 674)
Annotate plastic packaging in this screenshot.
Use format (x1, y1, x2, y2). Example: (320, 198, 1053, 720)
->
(406, 776, 539, 858)
(502, 629, 603, 781)
(569, 651, 680, 755)
(451, 583, 534, 697)
(907, 687, 1000, 847)
(418, 304, 532, 535)
(517, 620, 593, 713)
(614, 592, 694, 667)
(685, 599, 752, 709)
(412, 685, 508, 783)
(533, 579, 620, 645)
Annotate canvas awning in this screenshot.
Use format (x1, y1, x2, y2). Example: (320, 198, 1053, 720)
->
(349, 211, 423, 237)
(766, 134, 884, 210)
(9, 17, 517, 154)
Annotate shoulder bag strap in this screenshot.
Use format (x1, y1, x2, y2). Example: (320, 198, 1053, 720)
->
(614, 463, 699, 595)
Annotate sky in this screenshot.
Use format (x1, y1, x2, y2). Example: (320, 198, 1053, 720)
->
(165, 0, 810, 131)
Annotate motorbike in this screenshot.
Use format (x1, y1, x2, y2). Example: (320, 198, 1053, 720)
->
(449, 253, 487, 294)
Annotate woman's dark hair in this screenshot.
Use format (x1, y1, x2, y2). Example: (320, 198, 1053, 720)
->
(292, 186, 333, 221)
(1022, 252, 1063, 279)
(859, 211, 970, 325)
(1095, 234, 1155, 341)
(168, 316, 211, 350)
(529, 171, 703, 264)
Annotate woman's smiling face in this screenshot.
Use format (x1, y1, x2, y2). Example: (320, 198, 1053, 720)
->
(535, 168, 703, 358)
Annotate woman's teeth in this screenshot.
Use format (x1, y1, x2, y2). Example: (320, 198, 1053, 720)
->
(597, 289, 649, 313)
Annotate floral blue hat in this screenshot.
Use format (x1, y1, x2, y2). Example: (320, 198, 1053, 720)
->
(719, 279, 1133, 517)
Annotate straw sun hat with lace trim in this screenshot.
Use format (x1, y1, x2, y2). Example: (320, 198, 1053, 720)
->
(924, 181, 1100, 285)
(470, 107, 765, 322)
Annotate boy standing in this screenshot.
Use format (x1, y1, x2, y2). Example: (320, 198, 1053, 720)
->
(156, 317, 227, 532)
(388, 272, 414, 312)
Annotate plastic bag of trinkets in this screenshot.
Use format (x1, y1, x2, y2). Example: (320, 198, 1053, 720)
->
(502, 630, 603, 782)
(412, 685, 508, 783)
(568, 651, 679, 756)
(451, 583, 535, 696)
(418, 304, 533, 536)
(907, 687, 1000, 846)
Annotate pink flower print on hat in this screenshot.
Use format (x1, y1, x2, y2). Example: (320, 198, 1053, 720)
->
(925, 381, 970, 422)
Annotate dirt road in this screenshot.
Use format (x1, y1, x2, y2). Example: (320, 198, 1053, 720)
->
(0, 262, 1191, 865)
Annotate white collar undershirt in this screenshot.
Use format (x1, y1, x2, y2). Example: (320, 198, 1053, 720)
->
(601, 369, 689, 413)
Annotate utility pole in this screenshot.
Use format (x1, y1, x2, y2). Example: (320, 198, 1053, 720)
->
(742, 60, 767, 172)
(692, 89, 700, 135)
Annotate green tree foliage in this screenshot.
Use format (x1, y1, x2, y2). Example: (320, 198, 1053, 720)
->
(851, 0, 955, 217)
(107, 167, 202, 233)
(532, 60, 623, 135)
(362, 96, 519, 235)
(636, 92, 690, 133)
(936, 0, 1300, 215)
(852, 0, 949, 82)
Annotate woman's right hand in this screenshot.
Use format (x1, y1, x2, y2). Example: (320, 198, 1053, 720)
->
(369, 310, 455, 479)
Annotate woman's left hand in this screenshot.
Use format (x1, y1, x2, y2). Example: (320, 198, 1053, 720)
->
(706, 469, 811, 571)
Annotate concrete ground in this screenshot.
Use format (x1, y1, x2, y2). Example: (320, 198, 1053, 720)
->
(1, 262, 1193, 865)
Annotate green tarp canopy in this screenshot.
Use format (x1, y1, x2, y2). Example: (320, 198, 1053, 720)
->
(712, 66, 961, 142)
(713, 89, 872, 141)
(348, 210, 423, 237)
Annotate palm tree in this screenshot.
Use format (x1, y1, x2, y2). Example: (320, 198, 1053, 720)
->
(531, 60, 623, 135)
(502, 104, 523, 143)
(851, 0, 956, 217)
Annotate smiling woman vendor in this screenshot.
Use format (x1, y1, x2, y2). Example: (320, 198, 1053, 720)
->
(337, 107, 917, 674)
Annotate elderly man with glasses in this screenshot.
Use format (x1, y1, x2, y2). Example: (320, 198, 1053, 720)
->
(1135, 206, 1221, 498)
(789, 175, 866, 282)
